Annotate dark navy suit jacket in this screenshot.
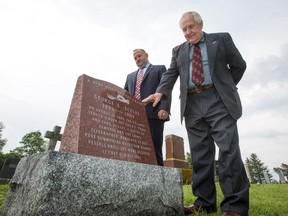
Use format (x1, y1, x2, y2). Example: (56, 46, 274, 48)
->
(124, 64, 171, 120)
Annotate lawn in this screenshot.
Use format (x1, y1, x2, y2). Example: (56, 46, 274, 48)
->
(183, 183, 288, 215)
(1, 183, 288, 215)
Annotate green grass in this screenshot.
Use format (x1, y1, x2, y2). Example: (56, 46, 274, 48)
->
(0, 184, 9, 215)
(1, 183, 288, 215)
(183, 183, 288, 216)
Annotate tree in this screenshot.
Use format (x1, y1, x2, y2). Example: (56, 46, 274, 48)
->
(185, 152, 192, 169)
(245, 153, 272, 184)
(0, 122, 21, 170)
(9, 131, 47, 157)
(0, 122, 7, 152)
(0, 122, 8, 170)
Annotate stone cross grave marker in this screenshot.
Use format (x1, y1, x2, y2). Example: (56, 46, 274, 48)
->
(44, 125, 62, 151)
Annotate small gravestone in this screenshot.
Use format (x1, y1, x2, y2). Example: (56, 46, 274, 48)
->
(275, 168, 287, 184)
(0, 158, 20, 182)
(60, 74, 157, 165)
(263, 170, 271, 184)
(244, 163, 252, 183)
(164, 134, 188, 168)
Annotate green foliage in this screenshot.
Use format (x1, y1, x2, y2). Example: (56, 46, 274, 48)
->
(0, 152, 22, 171)
(0, 122, 7, 152)
(182, 168, 192, 185)
(0, 122, 11, 169)
(0, 184, 9, 215)
(0, 152, 5, 171)
(9, 131, 46, 157)
(185, 152, 192, 169)
(245, 153, 272, 184)
(0, 129, 46, 170)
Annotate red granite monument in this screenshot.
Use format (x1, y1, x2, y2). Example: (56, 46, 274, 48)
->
(60, 74, 157, 165)
(164, 134, 189, 168)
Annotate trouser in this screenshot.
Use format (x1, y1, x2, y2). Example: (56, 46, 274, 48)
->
(184, 87, 249, 215)
(148, 119, 164, 166)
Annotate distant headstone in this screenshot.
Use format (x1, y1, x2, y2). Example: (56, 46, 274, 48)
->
(60, 74, 157, 165)
(275, 168, 287, 184)
(0, 158, 20, 180)
(44, 125, 62, 150)
(164, 134, 188, 169)
(244, 163, 252, 183)
(2, 151, 184, 215)
(263, 170, 271, 184)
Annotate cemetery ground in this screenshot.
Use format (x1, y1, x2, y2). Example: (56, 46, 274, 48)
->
(1, 183, 288, 215)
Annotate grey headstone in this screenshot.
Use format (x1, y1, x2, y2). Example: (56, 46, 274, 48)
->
(0, 158, 20, 180)
(2, 151, 184, 216)
(275, 169, 287, 184)
(263, 170, 270, 184)
(244, 163, 252, 183)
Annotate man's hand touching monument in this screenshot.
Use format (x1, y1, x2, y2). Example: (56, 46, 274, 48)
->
(142, 92, 163, 107)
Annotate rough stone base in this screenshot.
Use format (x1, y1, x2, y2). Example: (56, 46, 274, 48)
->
(2, 151, 184, 216)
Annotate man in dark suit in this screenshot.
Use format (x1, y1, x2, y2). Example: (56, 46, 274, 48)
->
(143, 12, 249, 216)
(124, 49, 171, 166)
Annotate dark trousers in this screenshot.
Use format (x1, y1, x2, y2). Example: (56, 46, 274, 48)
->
(184, 87, 249, 215)
(148, 119, 164, 166)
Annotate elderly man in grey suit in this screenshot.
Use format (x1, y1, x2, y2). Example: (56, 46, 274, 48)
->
(143, 11, 249, 216)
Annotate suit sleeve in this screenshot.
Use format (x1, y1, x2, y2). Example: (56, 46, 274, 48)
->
(124, 76, 128, 91)
(158, 65, 172, 113)
(223, 33, 246, 85)
(156, 46, 180, 96)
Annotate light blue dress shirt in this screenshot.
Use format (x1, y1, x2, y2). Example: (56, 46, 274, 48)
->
(137, 63, 150, 77)
(188, 36, 213, 89)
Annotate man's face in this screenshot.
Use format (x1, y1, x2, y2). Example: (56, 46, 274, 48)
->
(133, 51, 148, 68)
(180, 14, 203, 44)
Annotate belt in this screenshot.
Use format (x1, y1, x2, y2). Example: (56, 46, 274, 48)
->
(187, 84, 214, 94)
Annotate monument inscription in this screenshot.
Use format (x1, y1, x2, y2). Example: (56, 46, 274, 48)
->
(60, 74, 157, 165)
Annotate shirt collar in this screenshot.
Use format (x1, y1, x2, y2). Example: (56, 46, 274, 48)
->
(190, 34, 205, 47)
(140, 63, 150, 70)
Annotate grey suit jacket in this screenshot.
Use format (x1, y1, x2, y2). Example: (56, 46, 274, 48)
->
(156, 32, 246, 122)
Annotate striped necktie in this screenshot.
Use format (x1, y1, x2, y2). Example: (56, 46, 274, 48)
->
(134, 68, 144, 100)
(192, 43, 204, 86)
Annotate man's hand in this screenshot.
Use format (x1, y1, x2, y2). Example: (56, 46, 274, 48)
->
(158, 109, 169, 120)
(142, 93, 163, 107)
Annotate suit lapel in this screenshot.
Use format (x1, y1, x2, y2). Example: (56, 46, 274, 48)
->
(131, 71, 138, 93)
(142, 64, 152, 82)
(205, 33, 218, 77)
(181, 42, 190, 86)
(131, 65, 151, 93)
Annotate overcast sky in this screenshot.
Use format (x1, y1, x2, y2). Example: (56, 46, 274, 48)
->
(1, 0, 287, 180)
